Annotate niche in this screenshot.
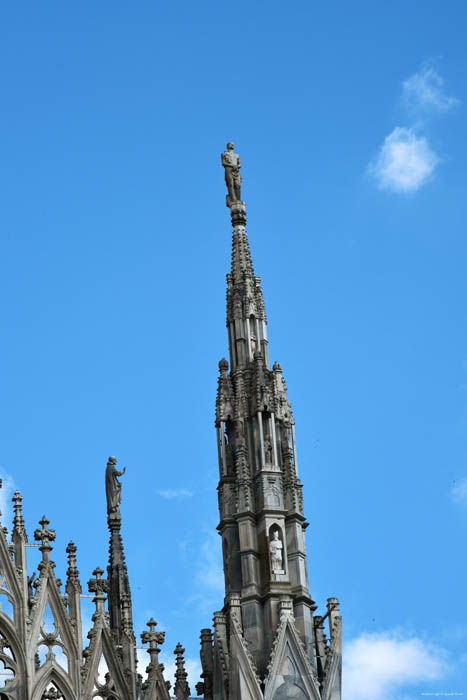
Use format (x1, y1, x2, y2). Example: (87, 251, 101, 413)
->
(249, 315, 257, 356)
(268, 525, 285, 575)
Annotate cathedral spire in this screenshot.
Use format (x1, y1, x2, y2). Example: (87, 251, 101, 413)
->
(200, 144, 342, 699)
(105, 456, 137, 695)
(221, 142, 268, 371)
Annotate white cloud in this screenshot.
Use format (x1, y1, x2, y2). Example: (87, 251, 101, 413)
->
(403, 64, 459, 113)
(157, 488, 194, 500)
(344, 630, 447, 700)
(195, 531, 225, 594)
(369, 127, 438, 193)
(451, 477, 467, 506)
(0, 469, 16, 526)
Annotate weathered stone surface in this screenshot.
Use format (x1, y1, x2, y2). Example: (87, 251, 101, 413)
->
(199, 145, 342, 699)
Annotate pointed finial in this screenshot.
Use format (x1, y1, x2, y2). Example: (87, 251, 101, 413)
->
(12, 490, 26, 538)
(34, 516, 56, 563)
(141, 617, 165, 653)
(174, 642, 191, 700)
(88, 567, 108, 600)
(218, 357, 229, 373)
(66, 541, 79, 581)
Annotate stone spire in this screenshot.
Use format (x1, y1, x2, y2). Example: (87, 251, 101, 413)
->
(200, 144, 342, 699)
(12, 490, 29, 598)
(66, 541, 83, 653)
(141, 618, 171, 700)
(12, 490, 26, 538)
(105, 456, 137, 695)
(173, 643, 190, 700)
(34, 516, 56, 568)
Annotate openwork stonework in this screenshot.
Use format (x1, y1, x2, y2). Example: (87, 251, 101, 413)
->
(1, 146, 341, 700)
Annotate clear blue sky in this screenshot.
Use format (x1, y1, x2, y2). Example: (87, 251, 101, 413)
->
(1, 2, 466, 698)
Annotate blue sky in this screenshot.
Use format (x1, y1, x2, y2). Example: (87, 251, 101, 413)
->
(1, 2, 466, 698)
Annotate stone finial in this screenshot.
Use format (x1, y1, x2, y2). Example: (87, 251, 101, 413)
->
(218, 357, 229, 373)
(174, 643, 191, 700)
(88, 567, 108, 599)
(141, 617, 165, 654)
(66, 541, 79, 582)
(12, 490, 26, 538)
(34, 516, 56, 562)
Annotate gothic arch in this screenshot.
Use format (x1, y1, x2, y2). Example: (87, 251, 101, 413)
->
(0, 613, 27, 696)
(31, 662, 77, 700)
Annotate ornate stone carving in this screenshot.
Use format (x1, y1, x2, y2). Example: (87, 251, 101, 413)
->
(221, 142, 242, 207)
(105, 456, 126, 516)
(269, 530, 283, 573)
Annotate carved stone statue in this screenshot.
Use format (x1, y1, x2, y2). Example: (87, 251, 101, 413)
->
(105, 456, 126, 516)
(264, 436, 273, 464)
(250, 331, 257, 355)
(221, 142, 242, 206)
(270, 530, 283, 572)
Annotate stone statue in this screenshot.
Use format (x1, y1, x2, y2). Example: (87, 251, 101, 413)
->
(105, 456, 126, 516)
(270, 530, 283, 572)
(264, 436, 273, 464)
(221, 142, 242, 206)
(250, 331, 257, 355)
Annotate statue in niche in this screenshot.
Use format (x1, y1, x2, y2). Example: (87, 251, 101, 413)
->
(250, 331, 257, 355)
(270, 530, 283, 572)
(264, 436, 273, 464)
(221, 142, 242, 206)
(105, 456, 126, 516)
(224, 430, 233, 471)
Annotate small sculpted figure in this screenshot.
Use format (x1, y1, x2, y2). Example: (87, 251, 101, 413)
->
(105, 456, 126, 515)
(270, 530, 283, 572)
(221, 142, 242, 206)
(264, 436, 273, 464)
(250, 331, 257, 355)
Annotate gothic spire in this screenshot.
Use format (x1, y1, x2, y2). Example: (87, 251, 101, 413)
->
(221, 142, 268, 371)
(203, 143, 342, 698)
(173, 643, 190, 700)
(141, 618, 171, 700)
(105, 456, 137, 695)
(12, 490, 27, 539)
(34, 515, 56, 568)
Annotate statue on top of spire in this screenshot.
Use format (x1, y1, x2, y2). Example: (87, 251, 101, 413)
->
(221, 142, 242, 207)
(105, 456, 126, 517)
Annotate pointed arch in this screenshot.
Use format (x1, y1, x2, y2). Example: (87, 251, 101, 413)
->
(31, 661, 77, 700)
(0, 611, 27, 697)
(0, 531, 24, 627)
(264, 616, 321, 700)
(28, 573, 79, 684)
(81, 622, 132, 700)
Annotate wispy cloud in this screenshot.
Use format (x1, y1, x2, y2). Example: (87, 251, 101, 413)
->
(180, 530, 224, 615)
(451, 477, 467, 506)
(0, 469, 16, 526)
(403, 64, 459, 114)
(157, 488, 194, 500)
(344, 630, 448, 700)
(195, 532, 225, 593)
(368, 61, 458, 194)
(368, 126, 438, 193)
